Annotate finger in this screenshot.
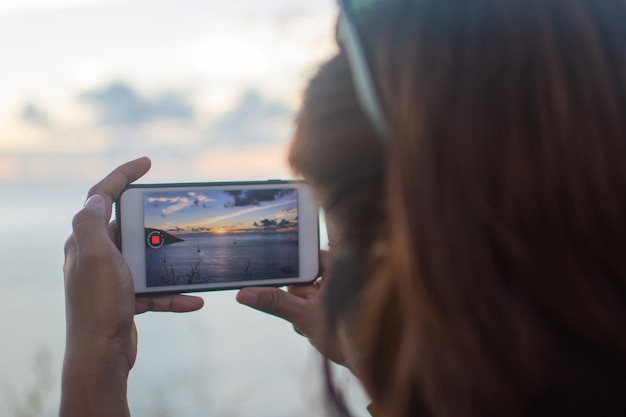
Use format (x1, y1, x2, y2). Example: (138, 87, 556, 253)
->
(236, 287, 308, 323)
(287, 284, 320, 299)
(135, 294, 205, 314)
(107, 221, 117, 242)
(87, 157, 151, 219)
(71, 194, 110, 247)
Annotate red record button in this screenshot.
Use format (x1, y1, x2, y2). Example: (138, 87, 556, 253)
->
(147, 230, 165, 249)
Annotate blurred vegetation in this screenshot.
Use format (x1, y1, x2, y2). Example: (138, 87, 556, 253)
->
(3, 342, 363, 417)
(5, 348, 54, 417)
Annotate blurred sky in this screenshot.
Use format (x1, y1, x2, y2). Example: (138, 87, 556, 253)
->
(0, 0, 337, 183)
(0, 2, 373, 416)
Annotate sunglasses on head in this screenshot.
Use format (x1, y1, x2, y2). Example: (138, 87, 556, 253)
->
(336, 0, 389, 141)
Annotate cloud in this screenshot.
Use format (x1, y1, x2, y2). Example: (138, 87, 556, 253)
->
(148, 194, 215, 204)
(20, 102, 50, 128)
(80, 81, 195, 127)
(207, 90, 292, 146)
(2, 81, 299, 183)
(191, 226, 211, 232)
(148, 193, 216, 217)
(75, 82, 294, 157)
(277, 218, 296, 229)
(223, 189, 295, 207)
(253, 217, 297, 230)
(202, 199, 296, 227)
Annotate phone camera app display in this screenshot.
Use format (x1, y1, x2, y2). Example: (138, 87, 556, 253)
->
(143, 188, 300, 287)
(146, 230, 165, 249)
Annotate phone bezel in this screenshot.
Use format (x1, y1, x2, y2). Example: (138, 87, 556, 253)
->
(116, 180, 320, 294)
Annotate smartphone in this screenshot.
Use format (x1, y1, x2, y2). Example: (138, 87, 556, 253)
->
(116, 180, 320, 294)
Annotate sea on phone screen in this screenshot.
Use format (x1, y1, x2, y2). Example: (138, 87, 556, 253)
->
(146, 231, 299, 286)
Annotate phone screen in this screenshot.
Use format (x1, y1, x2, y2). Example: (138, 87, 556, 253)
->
(142, 188, 300, 287)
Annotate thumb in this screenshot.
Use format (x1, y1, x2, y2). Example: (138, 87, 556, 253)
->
(71, 194, 110, 245)
(236, 287, 306, 323)
(84, 193, 107, 215)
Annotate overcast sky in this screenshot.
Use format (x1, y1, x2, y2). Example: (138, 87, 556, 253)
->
(0, 0, 337, 183)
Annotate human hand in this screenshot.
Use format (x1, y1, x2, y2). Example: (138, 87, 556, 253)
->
(63, 157, 204, 372)
(236, 251, 346, 366)
(62, 158, 205, 417)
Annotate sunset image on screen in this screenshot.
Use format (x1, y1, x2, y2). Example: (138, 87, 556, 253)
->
(144, 188, 299, 287)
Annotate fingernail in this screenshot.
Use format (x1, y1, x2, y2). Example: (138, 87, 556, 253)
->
(84, 194, 106, 215)
(237, 289, 258, 306)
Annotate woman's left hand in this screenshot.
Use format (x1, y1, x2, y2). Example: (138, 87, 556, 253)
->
(236, 251, 347, 367)
(61, 158, 204, 417)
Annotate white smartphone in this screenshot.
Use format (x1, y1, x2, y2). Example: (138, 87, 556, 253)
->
(116, 181, 320, 294)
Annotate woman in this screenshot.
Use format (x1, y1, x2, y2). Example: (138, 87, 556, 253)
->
(62, 0, 626, 416)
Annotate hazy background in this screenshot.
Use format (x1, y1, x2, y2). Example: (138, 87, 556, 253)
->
(0, 0, 369, 415)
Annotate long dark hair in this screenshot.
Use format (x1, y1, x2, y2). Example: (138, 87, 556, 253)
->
(293, 0, 626, 416)
(364, 0, 626, 416)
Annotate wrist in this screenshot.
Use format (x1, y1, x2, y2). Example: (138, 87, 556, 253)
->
(61, 336, 134, 417)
